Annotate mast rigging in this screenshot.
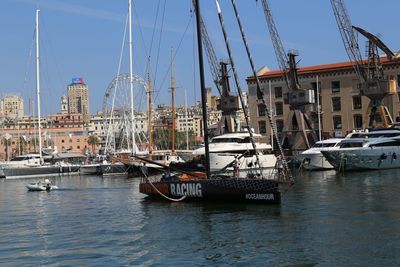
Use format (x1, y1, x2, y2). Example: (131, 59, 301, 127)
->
(227, 0, 292, 180)
(194, 0, 211, 178)
(213, 0, 262, 174)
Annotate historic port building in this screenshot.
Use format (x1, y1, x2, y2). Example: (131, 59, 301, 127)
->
(246, 58, 400, 142)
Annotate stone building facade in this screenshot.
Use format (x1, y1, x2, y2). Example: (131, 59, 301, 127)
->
(246, 58, 400, 143)
(0, 95, 24, 118)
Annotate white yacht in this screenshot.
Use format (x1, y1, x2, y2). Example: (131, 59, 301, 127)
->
(193, 132, 276, 172)
(298, 138, 343, 170)
(149, 150, 185, 168)
(321, 128, 400, 171)
(0, 154, 41, 168)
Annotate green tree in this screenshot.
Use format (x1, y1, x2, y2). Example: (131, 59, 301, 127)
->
(18, 136, 28, 155)
(30, 137, 40, 153)
(44, 138, 54, 149)
(151, 128, 196, 150)
(87, 135, 100, 154)
(2, 137, 11, 161)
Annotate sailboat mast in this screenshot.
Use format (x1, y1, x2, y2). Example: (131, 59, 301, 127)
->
(194, 0, 211, 177)
(147, 57, 153, 155)
(170, 47, 175, 153)
(35, 9, 43, 163)
(317, 75, 322, 141)
(185, 88, 189, 150)
(128, 0, 136, 155)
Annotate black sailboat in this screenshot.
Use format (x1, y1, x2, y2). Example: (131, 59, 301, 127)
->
(139, 0, 293, 204)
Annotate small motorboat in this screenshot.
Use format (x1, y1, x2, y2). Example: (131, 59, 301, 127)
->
(26, 179, 58, 191)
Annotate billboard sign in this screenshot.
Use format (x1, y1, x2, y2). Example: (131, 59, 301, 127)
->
(72, 77, 84, 84)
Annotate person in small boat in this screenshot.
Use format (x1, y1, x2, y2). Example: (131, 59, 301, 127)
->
(44, 179, 51, 191)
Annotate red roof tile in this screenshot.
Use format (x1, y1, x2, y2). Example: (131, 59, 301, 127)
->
(246, 56, 397, 81)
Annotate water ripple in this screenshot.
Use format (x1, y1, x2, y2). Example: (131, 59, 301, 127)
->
(1, 171, 400, 266)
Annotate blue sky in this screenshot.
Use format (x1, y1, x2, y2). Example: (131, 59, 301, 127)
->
(0, 0, 399, 116)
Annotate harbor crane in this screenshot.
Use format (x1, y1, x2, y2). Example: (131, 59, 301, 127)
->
(192, 0, 242, 134)
(258, 0, 317, 150)
(331, 0, 397, 128)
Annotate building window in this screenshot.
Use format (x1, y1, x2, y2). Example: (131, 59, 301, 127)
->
(353, 114, 363, 129)
(61, 140, 65, 143)
(276, 119, 284, 133)
(77, 146, 80, 149)
(397, 74, 400, 87)
(352, 96, 362, 110)
(275, 102, 283, 115)
(333, 116, 342, 129)
(274, 87, 282, 98)
(332, 97, 341, 111)
(331, 81, 340, 93)
(258, 121, 267, 134)
(311, 81, 322, 103)
(258, 105, 266, 117)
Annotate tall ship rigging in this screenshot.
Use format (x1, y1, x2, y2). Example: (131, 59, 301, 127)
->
(138, 0, 293, 204)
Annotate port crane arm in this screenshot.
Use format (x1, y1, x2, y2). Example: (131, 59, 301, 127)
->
(257, 0, 317, 149)
(330, 0, 367, 82)
(191, 0, 222, 96)
(331, 0, 397, 128)
(258, 0, 293, 91)
(352, 25, 395, 60)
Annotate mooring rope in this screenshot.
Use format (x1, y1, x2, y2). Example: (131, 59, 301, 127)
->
(143, 174, 187, 202)
(114, 155, 188, 202)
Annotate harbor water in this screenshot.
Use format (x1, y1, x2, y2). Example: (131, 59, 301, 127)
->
(1, 170, 400, 266)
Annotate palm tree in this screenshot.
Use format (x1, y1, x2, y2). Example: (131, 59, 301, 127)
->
(2, 135, 11, 161)
(18, 136, 28, 155)
(87, 135, 100, 154)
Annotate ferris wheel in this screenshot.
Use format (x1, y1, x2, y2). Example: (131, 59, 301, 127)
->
(102, 73, 148, 154)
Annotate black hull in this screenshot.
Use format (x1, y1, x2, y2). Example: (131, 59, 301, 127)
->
(80, 164, 127, 176)
(3, 165, 80, 179)
(139, 178, 281, 204)
(169, 162, 204, 172)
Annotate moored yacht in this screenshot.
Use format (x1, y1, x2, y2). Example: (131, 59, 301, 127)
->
(148, 150, 185, 168)
(321, 128, 400, 171)
(0, 154, 41, 177)
(298, 138, 343, 170)
(0, 153, 81, 179)
(192, 131, 276, 172)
